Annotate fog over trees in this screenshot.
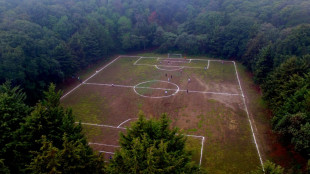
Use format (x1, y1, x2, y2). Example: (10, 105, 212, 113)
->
(0, 0, 310, 173)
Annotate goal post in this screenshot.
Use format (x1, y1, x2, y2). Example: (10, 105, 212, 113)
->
(168, 53, 183, 59)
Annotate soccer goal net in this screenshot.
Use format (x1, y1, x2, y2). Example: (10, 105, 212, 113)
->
(168, 53, 182, 59)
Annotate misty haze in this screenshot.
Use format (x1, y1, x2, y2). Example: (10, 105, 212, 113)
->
(0, 0, 310, 173)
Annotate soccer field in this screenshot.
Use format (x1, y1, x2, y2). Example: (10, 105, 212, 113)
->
(61, 55, 262, 173)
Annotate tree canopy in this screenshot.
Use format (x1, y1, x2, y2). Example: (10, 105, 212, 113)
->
(107, 112, 204, 174)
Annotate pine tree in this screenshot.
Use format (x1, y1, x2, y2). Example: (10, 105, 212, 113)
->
(28, 135, 105, 174)
(14, 84, 105, 173)
(0, 82, 30, 172)
(107, 112, 203, 174)
(251, 160, 284, 174)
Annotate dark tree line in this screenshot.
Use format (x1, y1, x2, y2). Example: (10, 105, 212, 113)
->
(1, 0, 309, 103)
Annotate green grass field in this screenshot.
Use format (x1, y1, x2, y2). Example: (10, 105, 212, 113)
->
(61, 55, 262, 173)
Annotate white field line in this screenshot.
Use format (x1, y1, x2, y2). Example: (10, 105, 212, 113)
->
(121, 55, 232, 63)
(133, 57, 143, 65)
(84, 82, 240, 96)
(89, 142, 121, 147)
(60, 83, 83, 100)
(99, 151, 115, 154)
(78, 121, 205, 166)
(120, 55, 141, 58)
(159, 60, 190, 63)
(140, 56, 161, 59)
(190, 59, 233, 63)
(160, 57, 186, 60)
(60, 56, 121, 100)
(135, 63, 203, 69)
(233, 61, 264, 171)
(83, 56, 121, 83)
(117, 118, 138, 128)
(180, 89, 240, 96)
(200, 137, 205, 167)
(84, 82, 134, 88)
(155, 65, 184, 71)
(77, 122, 127, 130)
(207, 60, 210, 69)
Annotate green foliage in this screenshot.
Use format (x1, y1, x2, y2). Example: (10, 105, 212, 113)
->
(107, 112, 203, 174)
(12, 84, 100, 173)
(0, 82, 29, 172)
(252, 160, 284, 174)
(254, 46, 274, 84)
(28, 135, 105, 174)
(0, 0, 310, 170)
(0, 159, 10, 174)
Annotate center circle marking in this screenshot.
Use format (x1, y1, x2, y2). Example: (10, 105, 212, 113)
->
(155, 65, 184, 71)
(133, 80, 179, 98)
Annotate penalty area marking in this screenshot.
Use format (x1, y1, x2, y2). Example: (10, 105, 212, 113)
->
(99, 151, 115, 154)
(76, 122, 127, 130)
(233, 61, 264, 171)
(89, 142, 120, 148)
(117, 118, 138, 128)
(77, 121, 205, 166)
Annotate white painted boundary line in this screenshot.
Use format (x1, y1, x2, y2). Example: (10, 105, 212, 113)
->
(78, 120, 205, 166)
(233, 61, 264, 171)
(180, 89, 240, 96)
(84, 56, 121, 83)
(99, 151, 115, 154)
(89, 142, 121, 147)
(120, 55, 141, 58)
(158, 59, 190, 63)
(191, 59, 233, 63)
(117, 118, 138, 128)
(60, 83, 83, 100)
(83, 82, 240, 96)
(84, 82, 134, 88)
(136, 63, 203, 69)
(200, 137, 205, 166)
(133, 57, 143, 65)
(155, 65, 184, 71)
(60, 56, 121, 100)
(77, 122, 127, 130)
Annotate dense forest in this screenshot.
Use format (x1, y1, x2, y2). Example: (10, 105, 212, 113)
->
(0, 0, 310, 173)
